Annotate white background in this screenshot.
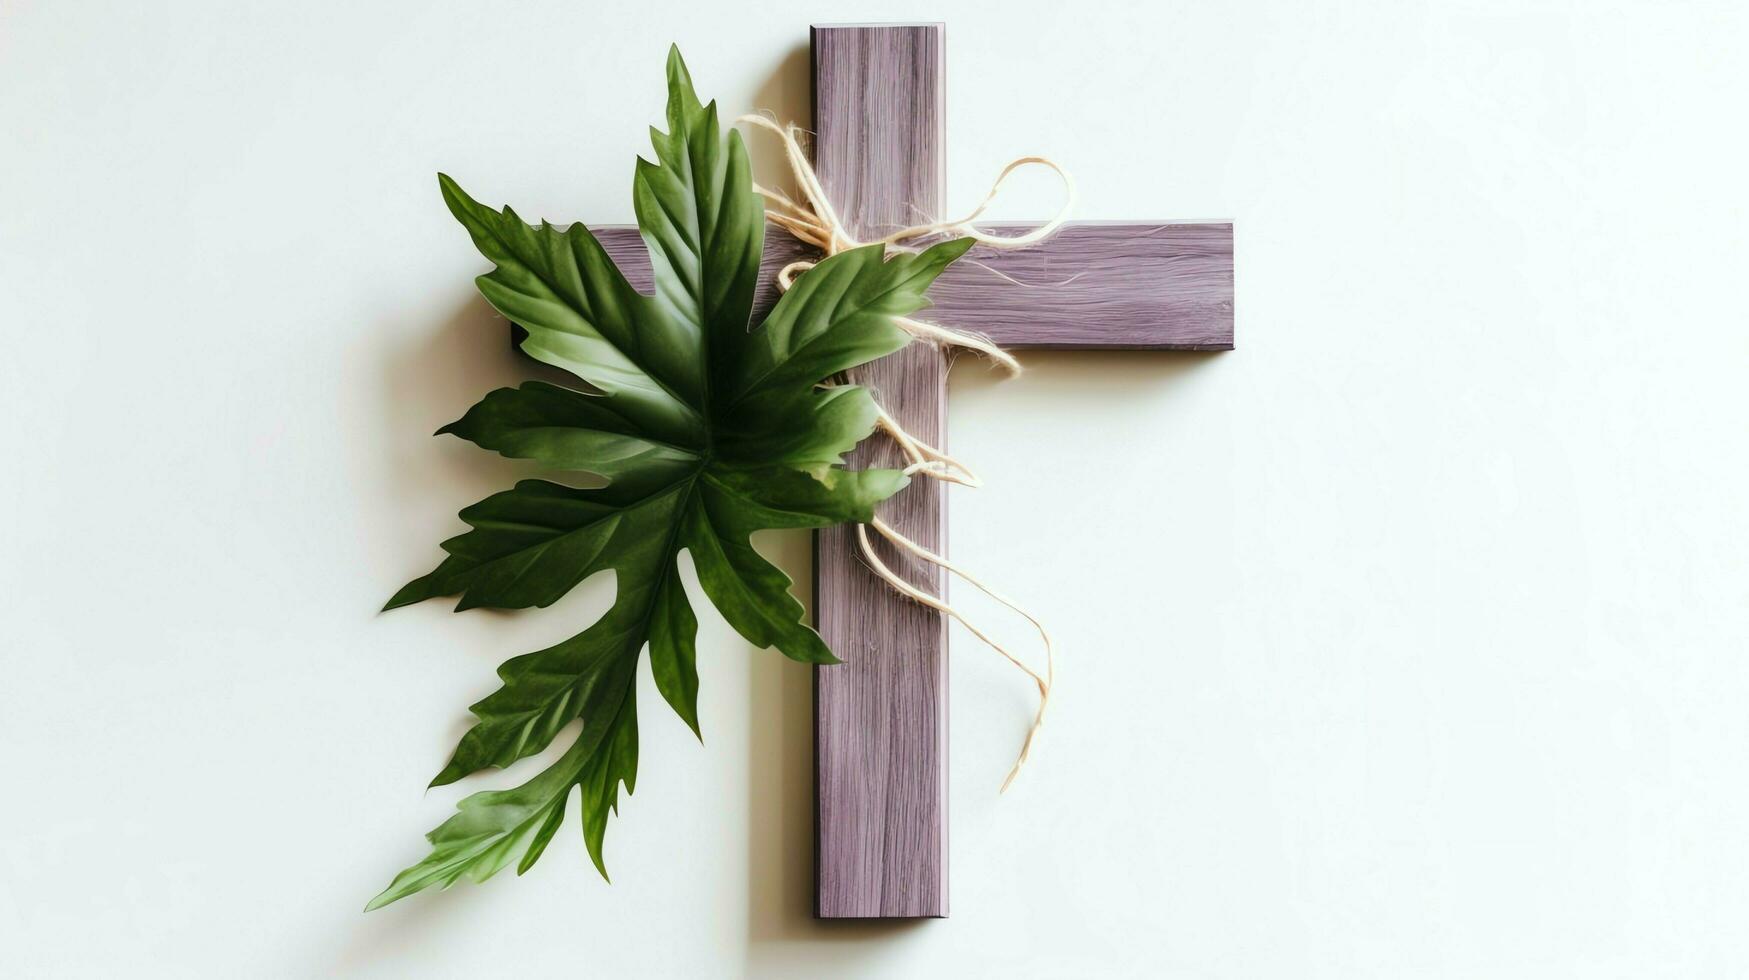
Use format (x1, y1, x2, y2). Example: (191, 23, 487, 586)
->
(4, 0, 1747, 976)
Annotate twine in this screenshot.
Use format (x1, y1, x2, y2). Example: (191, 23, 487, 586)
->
(739, 114, 1070, 790)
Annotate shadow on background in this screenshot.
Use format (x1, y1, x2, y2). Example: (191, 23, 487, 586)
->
(333, 293, 523, 973)
(375, 293, 549, 510)
(338, 293, 615, 973)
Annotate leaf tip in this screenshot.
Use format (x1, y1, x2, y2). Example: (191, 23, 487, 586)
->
(435, 171, 462, 204)
(382, 582, 425, 612)
(436, 172, 481, 226)
(930, 235, 977, 263)
(429, 760, 466, 789)
(788, 634, 842, 666)
(452, 593, 484, 613)
(664, 44, 701, 116)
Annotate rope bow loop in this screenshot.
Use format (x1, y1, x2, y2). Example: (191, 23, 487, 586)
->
(738, 113, 1069, 790)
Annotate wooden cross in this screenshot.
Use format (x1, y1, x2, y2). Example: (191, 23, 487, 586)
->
(581, 23, 1232, 918)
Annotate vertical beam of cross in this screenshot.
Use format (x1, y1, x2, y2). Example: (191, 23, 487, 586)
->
(810, 24, 952, 920)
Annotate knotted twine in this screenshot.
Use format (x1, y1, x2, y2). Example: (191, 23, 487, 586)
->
(739, 114, 1072, 790)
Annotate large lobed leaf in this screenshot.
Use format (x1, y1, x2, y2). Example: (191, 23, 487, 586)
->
(368, 46, 970, 910)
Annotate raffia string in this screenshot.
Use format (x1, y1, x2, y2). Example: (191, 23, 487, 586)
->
(739, 114, 1071, 790)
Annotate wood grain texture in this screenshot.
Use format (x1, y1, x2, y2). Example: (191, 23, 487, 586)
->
(811, 23, 950, 919)
(929, 222, 1233, 349)
(585, 221, 1233, 350)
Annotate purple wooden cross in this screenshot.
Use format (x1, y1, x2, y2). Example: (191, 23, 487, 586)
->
(587, 23, 1232, 918)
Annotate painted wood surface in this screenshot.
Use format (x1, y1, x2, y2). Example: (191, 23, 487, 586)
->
(926, 222, 1233, 349)
(586, 221, 1235, 350)
(810, 22, 951, 920)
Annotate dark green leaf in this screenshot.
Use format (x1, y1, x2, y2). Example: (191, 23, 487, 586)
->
(438, 382, 699, 490)
(646, 569, 701, 737)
